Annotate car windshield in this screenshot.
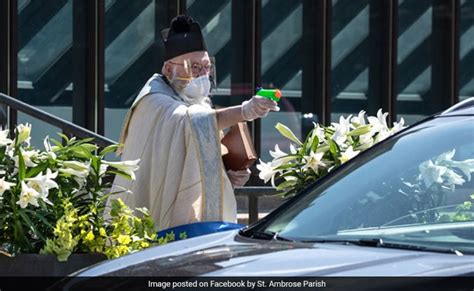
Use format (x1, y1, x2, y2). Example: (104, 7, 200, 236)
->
(257, 116, 474, 253)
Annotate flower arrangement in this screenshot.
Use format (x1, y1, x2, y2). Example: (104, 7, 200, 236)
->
(257, 109, 406, 197)
(0, 124, 161, 261)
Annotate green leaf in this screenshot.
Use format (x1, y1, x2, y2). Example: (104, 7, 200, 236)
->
(80, 143, 98, 153)
(70, 145, 93, 159)
(91, 156, 100, 174)
(23, 209, 53, 229)
(56, 133, 70, 144)
(299, 130, 314, 155)
(0, 146, 6, 162)
(50, 138, 63, 148)
(73, 138, 95, 146)
(25, 163, 49, 179)
(107, 170, 132, 180)
(328, 139, 340, 159)
(274, 162, 305, 171)
(17, 148, 26, 181)
(274, 154, 302, 162)
(310, 136, 319, 153)
(347, 125, 372, 137)
(0, 211, 11, 227)
(276, 180, 297, 191)
(275, 123, 302, 145)
(18, 210, 46, 241)
(99, 144, 120, 157)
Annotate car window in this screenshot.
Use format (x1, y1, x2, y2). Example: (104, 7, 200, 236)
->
(261, 116, 474, 252)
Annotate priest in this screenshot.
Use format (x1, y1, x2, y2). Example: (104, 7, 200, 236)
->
(111, 15, 279, 230)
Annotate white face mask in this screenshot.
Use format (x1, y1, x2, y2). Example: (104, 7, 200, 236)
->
(182, 75, 211, 102)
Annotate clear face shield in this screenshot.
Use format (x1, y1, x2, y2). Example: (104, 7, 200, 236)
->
(166, 57, 217, 105)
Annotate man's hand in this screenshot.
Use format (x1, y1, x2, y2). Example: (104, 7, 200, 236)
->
(241, 95, 280, 121)
(227, 169, 251, 187)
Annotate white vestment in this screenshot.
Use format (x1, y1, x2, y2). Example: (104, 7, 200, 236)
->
(111, 74, 236, 230)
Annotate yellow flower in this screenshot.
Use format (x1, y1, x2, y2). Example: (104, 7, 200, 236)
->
(84, 231, 95, 241)
(117, 234, 131, 245)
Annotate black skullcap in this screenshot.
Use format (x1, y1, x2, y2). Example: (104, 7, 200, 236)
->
(161, 15, 207, 61)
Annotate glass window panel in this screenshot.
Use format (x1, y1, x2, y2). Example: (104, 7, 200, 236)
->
(460, 0, 474, 100)
(187, 0, 233, 101)
(260, 0, 303, 161)
(397, 0, 433, 124)
(104, 0, 157, 141)
(331, 0, 370, 122)
(17, 0, 73, 146)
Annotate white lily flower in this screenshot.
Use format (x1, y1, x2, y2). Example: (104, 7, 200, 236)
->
(59, 168, 88, 187)
(339, 115, 353, 132)
(17, 181, 40, 208)
(99, 164, 108, 176)
(270, 144, 296, 167)
(339, 146, 360, 164)
(0, 178, 15, 197)
(418, 160, 447, 188)
(16, 123, 31, 145)
(448, 159, 474, 181)
(351, 110, 367, 126)
(391, 117, 406, 134)
(43, 136, 57, 159)
(331, 127, 347, 147)
(303, 151, 326, 174)
(59, 167, 89, 178)
(435, 149, 474, 182)
(374, 129, 391, 143)
(63, 160, 90, 172)
(5, 146, 14, 158)
(103, 159, 140, 180)
(256, 159, 277, 185)
(0, 129, 13, 146)
(356, 132, 374, 150)
(289, 144, 298, 154)
(312, 123, 326, 142)
(13, 149, 39, 168)
(435, 149, 456, 163)
(368, 109, 389, 134)
(59, 161, 90, 187)
(443, 168, 465, 189)
(269, 144, 287, 159)
(329, 115, 353, 146)
(26, 169, 58, 204)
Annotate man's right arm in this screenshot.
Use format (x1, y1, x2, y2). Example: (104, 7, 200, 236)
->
(215, 96, 279, 130)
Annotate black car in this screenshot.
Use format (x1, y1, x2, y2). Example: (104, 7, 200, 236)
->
(65, 99, 474, 287)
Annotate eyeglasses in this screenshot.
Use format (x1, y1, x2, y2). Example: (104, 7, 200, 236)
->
(168, 61, 213, 76)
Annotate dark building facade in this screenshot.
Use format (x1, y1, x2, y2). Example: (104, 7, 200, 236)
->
(1, 0, 473, 163)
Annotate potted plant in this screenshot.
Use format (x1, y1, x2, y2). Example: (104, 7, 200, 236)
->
(0, 123, 165, 276)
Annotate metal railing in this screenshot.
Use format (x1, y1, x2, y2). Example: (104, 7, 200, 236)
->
(0, 93, 115, 148)
(234, 186, 279, 224)
(0, 93, 277, 224)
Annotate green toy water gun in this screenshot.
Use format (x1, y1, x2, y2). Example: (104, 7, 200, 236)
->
(256, 88, 282, 102)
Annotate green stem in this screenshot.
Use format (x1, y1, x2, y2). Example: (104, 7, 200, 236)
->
(9, 194, 29, 252)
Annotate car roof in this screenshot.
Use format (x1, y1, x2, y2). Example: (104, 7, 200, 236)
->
(438, 97, 474, 117)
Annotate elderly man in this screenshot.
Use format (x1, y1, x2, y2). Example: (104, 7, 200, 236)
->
(112, 15, 278, 230)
